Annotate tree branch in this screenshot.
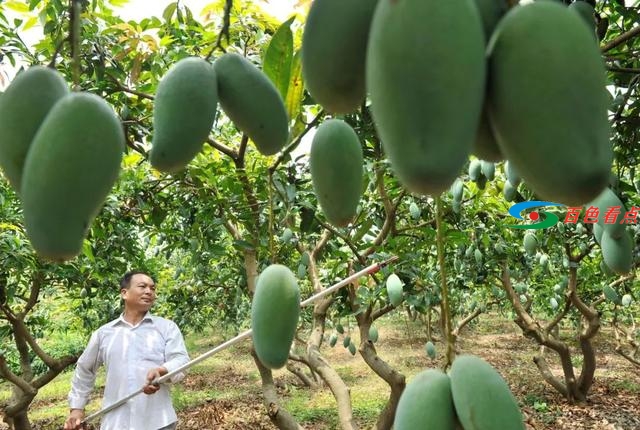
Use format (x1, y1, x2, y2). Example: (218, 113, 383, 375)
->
(205, 137, 238, 159)
(0, 355, 35, 396)
(269, 111, 324, 175)
(602, 25, 640, 53)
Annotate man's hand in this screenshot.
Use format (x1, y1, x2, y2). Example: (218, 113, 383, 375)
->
(63, 409, 85, 429)
(143, 366, 168, 395)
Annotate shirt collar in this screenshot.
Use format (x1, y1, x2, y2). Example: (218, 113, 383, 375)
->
(111, 312, 154, 327)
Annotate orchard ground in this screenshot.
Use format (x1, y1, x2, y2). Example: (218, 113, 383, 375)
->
(1, 312, 639, 430)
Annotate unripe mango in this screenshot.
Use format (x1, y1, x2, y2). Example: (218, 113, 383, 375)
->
(150, 57, 218, 172)
(588, 187, 626, 239)
(600, 230, 633, 275)
(386, 273, 403, 307)
(450, 355, 525, 430)
(0, 66, 68, 192)
(367, 0, 485, 196)
(21, 93, 124, 261)
(473, 107, 503, 162)
(394, 369, 456, 430)
(214, 53, 289, 155)
(487, 2, 612, 205)
(302, 0, 379, 113)
(310, 119, 363, 227)
(251, 264, 300, 369)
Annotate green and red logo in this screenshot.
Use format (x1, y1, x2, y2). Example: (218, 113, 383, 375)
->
(507, 201, 639, 229)
(507, 201, 564, 229)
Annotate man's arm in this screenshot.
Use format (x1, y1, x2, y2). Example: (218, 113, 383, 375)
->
(161, 321, 190, 383)
(65, 331, 102, 424)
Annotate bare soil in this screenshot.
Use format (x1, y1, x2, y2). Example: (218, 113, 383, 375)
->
(9, 313, 640, 429)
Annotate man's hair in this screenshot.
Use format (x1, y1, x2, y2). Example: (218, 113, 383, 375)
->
(120, 270, 155, 290)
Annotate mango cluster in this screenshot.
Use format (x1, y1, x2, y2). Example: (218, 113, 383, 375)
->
(394, 355, 525, 430)
(301, 0, 612, 206)
(0, 66, 125, 262)
(150, 54, 289, 173)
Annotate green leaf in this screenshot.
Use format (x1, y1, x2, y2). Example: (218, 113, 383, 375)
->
(352, 218, 374, 243)
(5, 1, 30, 13)
(163, 2, 178, 23)
(286, 50, 304, 121)
(82, 240, 95, 262)
(262, 16, 294, 100)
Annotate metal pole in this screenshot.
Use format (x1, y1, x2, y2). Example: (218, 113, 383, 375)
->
(78, 256, 397, 427)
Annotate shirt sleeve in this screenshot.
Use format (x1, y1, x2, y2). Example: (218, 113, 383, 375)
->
(162, 321, 190, 383)
(68, 330, 103, 409)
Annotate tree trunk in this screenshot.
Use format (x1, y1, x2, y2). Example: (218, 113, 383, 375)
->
(252, 353, 303, 430)
(357, 323, 405, 430)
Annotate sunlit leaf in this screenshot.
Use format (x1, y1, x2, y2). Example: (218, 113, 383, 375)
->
(285, 49, 304, 121)
(5, 1, 30, 13)
(262, 16, 294, 100)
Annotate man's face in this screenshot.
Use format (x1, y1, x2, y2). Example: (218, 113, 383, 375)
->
(121, 273, 156, 312)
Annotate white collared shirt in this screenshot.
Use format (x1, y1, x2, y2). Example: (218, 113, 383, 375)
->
(68, 313, 190, 430)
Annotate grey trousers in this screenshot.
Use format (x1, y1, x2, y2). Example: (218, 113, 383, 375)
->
(158, 423, 177, 430)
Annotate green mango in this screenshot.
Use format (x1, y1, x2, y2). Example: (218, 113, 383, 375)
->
(301, 0, 379, 113)
(310, 119, 363, 227)
(481, 160, 495, 181)
(409, 202, 421, 220)
(593, 222, 604, 244)
(367, 0, 485, 196)
(336, 323, 345, 334)
(603, 285, 621, 304)
(21, 93, 124, 261)
(473, 106, 503, 162)
(487, 2, 612, 205)
(329, 333, 338, 347)
(251, 264, 300, 369)
(468, 159, 482, 182)
(343, 335, 351, 348)
(150, 57, 218, 172)
(621, 294, 633, 307)
(394, 369, 456, 430)
(0, 66, 68, 192)
(568, 0, 596, 35)
(386, 273, 404, 307)
(451, 179, 464, 202)
(348, 342, 357, 356)
(368, 325, 379, 343)
(450, 355, 525, 430)
(600, 230, 633, 275)
(281, 227, 293, 243)
(503, 180, 517, 202)
(523, 233, 538, 256)
(214, 52, 289, 155)
(504, 160, 521, 186)
(550, 297, 559, 309)
(588, 187, 626, 239)
(425, 341, 437, 359)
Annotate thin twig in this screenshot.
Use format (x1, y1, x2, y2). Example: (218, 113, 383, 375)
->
(205, 0, 232, 60)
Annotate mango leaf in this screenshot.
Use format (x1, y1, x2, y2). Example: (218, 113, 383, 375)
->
(163, 2, 178, 23)
(5, 1, 30, 13)
(286, 49, 304, 121)
(23, 16, 38, 31)
(82, 240, 95, 262)
(262, 16, 294, 100)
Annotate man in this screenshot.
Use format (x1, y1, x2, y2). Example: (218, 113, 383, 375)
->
(63, 271, 190, 430)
